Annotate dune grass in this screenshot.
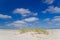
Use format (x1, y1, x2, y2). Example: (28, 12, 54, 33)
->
(33, 28, 48, 34)
(19, 28, 49, 35)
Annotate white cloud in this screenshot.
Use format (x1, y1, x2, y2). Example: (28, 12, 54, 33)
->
(13, 8, 38, 16)
(7, 20, 27, 28)
(24, 17, 39, 22)
(13, 8, 31, 16)
(43, 0, 54, 4)
(54, 16, 60, 18)
(0, 14, 12, 19)
(44, 18, 53, 24)
(54, 7, 60, 13)
(13, 20, 26, 24)
(52, 16, 60, 22)
(43, 6, 60, 13)
(44, 16, 60, 26)
(7, 17, 39, 28)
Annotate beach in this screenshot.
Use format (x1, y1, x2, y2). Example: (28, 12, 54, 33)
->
(0, 29, 60, 40)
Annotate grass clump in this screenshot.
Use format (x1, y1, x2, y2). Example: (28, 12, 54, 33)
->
(32, 28, 48, 34)
(19, 28, 49, 35)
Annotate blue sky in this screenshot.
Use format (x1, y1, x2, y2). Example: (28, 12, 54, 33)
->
(0, 0, 60, 29)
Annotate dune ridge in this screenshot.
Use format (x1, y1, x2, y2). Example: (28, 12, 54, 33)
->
(0, 29, 60, 40)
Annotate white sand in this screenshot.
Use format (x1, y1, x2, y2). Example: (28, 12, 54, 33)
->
(0, 29, 60, 40)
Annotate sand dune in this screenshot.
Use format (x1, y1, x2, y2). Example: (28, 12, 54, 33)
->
(0, 29, 60, 40)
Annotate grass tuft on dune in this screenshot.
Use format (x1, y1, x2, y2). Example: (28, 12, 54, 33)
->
(19, 28, 49, 35)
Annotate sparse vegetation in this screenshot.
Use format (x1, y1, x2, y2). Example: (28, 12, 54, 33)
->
(19, 28, 49, 35)
(19, 29, 31, 34)
(32, 28, 49, 34)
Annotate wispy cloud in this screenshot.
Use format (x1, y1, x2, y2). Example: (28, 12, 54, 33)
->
(42, 6, 60, 14)
(44, 16, 60, 26)
(7, 20, 27, 28)
(0, 14, 12, 19)
(43, 0, 54, 4)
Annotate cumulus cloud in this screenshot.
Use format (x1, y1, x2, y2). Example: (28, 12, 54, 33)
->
(13, 8, 38, 16)
(44, 16, 60, 26)
(7, 17, 39, 28)
(13, 8, 31, 16)
(52, 16, 60, 22)
(24, 17, 39, 22)
(14, 20, 26, 24)
(7, 20, 27, 28)
(43, 0, 54, 4)
(42, 6, 60, 14)
(0, 14, 12, 19)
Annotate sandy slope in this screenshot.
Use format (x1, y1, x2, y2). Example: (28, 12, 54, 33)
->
(0, 29, 60, 40)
